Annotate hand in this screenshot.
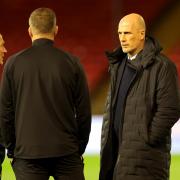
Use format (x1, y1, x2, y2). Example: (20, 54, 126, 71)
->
(7, 149, 14, 159)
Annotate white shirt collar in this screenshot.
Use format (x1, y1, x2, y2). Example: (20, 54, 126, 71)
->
(128, 54, 137, 61)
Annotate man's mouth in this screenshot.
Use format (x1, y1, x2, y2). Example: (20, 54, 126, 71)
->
(121, 44, 128, 47)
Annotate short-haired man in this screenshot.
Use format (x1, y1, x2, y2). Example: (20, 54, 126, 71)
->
(99, 13, 180, 180)
(0, 8, 91, 180)
(0, 33, 7, 179)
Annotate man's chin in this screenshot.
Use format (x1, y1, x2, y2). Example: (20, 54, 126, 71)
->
(122, 49, 129, 53)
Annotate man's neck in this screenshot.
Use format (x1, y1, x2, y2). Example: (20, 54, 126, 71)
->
(32, 34, 55, 42)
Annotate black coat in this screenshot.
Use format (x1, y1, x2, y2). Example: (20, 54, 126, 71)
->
(0, 38, 91, 159)
(100, 37, 180, 180)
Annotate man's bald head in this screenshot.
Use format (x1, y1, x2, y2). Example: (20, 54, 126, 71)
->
(119, 13, 146, 32)
(118, 13, 146, 57)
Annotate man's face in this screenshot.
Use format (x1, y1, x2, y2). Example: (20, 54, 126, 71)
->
(0, 34, 7, 65)
(118, 21, 143, 57)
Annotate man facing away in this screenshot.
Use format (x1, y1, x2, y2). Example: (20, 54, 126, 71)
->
(0, 8, 91, 180)
(0, 33, 7, 179)
(99, 13, 180, 180)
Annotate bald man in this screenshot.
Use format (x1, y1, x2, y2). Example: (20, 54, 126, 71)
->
(0, 33, 7, 179)
(99, 13, 180, 180)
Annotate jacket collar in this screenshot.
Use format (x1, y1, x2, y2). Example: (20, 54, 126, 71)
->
(140, 36, 162, 68)
(106, 36, 162, 69)
(32, 38, 54, 46)
(105, 47, 126, 64)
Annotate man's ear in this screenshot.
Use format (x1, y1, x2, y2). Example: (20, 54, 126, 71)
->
(140, 30, 145, 40)
(54, 25, 58, 36)
(28, 27, 33, 39)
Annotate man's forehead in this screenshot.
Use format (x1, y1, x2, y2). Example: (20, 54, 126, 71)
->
(118, 21, 133, 31)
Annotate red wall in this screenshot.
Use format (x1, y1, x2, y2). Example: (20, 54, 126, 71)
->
(0, 0, 114, 91)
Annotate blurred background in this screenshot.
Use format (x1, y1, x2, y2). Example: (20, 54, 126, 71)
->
(0, 0, 180, 179)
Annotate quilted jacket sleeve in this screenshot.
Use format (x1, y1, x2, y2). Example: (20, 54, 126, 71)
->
(149, 58, 180, 145)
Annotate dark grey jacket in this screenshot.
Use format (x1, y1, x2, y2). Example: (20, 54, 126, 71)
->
(100, 37, 180, 180)
(0, 38, 91, 159)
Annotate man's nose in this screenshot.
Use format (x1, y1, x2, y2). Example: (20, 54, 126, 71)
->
(120, 34, 126, 42)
